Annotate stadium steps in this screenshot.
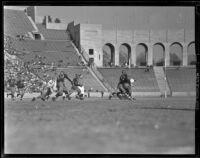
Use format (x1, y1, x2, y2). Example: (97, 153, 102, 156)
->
(70, 42, 108, 91)
(166, 67, 196, 93)
(98, 68, 160, 93)
(4, 9, 36, 37)
(153, 67, 171, 96)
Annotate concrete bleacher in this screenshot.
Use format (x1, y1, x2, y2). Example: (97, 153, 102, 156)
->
(4, 9, 35, 37)
(166, 67, 196, 92)
(36, 24, 70, 40)
(98, 68, 160, 92)
(13, 40, 80, 66)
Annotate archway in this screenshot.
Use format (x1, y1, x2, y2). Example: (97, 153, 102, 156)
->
(187, 42, 196, 65)
(136, 43, 148, 66)
(170, 42, 183, 66)
(119, 43, 131, 67)
(153, 43, 165, 66)
(102, 43, 115, 67)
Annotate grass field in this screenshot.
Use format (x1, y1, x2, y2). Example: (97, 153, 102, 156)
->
(4, 96, 196, 154)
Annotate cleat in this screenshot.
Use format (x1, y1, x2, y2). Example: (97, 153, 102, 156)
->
(67, 96, 71, 100)
(79, 94, 84, 100)
(62, 96, 65, 100)
(109, 94, 112, 100)
(32, 97, 36, 102)
(46, 96, 50, 100)
(75, 95, 79, 99)
(52, 97, 56, 101)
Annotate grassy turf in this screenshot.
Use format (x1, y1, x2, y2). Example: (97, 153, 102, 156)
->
(4, 97, 196, 154)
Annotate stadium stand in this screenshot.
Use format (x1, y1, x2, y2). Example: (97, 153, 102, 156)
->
(166, 67, 196, 92)
(36, 24, 70, 40)
(4, 9, 35, 37)
(98, 68, 160, 92)
(12, 40, 80, 66)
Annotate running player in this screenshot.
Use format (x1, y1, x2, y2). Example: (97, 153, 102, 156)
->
(52, 71, 73, 101)
(68, 74, 85, 100)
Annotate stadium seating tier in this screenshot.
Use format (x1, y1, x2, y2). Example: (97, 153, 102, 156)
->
(98, 68, 160, 92)
(166, 67, 196, 92)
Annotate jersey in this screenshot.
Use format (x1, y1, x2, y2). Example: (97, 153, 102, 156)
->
(16, 80, 25, 89)
(8, 79, 16, 87)
(57, 74, 72, 84)
(119, 74, 131, 84)
(73, 77, 83, 87)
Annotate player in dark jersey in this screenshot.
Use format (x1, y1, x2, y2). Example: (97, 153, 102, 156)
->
(52, 71, 73, 101)
(16, 77, 25, 100)
(68, 74, 84, 100)
(109, 70, 136, 100)
(6, 76, 16, 100)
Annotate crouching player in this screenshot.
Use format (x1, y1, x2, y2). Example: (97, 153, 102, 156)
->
(32, 77, 55, 101)
(6, 76, 16, 100)
(109, 70, 136, 101)
(68, 74, 85, 100)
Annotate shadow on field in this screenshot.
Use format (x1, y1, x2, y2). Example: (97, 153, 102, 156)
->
(134, 106, 195, 111)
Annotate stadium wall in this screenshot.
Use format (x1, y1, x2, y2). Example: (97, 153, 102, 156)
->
(67, 23, 195, 67)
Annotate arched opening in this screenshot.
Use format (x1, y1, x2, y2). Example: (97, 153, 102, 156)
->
(187, 42, 196, 65)
(153, 43, 165, 66)
(136, 43, 148, 66)
(102, 43, 115, 67)
(119, 43, 131, 67)
(170, 42, 183, 66)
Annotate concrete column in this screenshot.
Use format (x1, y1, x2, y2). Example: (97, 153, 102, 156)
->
(131, 44, 137, 66)
(164, 43, 170, 66)
(147, 43, 153, 66)
(114, 43, 119, 66)
(182, 43, 188, 66)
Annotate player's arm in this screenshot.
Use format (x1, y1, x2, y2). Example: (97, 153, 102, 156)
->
(64, 74, 73, 85)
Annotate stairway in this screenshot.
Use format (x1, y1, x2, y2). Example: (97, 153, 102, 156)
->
(70, 41, 109, 91)
(153, 67, 171, 96)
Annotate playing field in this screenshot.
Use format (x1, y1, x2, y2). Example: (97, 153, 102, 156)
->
(4, 96, 196, 154)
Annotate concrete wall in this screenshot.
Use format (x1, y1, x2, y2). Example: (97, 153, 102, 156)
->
(46, 23, 68, 30)
(80, 24, 103, 66)
(101, 29, 194, 67)
(26, 6, 36, 22)
(67, 22, 195, 67)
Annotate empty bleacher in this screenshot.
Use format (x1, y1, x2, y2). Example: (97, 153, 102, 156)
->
(98, 68, 160, 92)
(13, 40, 80, 66)
(166, 67, 196, 92)
(36, 24, 70, 40)
(4, 9, 35, 37)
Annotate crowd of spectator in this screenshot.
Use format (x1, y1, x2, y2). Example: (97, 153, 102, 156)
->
(4, 35, 58, 93)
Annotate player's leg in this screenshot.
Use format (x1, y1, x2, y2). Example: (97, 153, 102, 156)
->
(74, 86, 84, 100)
(19, 88, 25, 100)
(46, 88, 52, 100)
(52, 82, 63, 101)
(10, 87, 16, 100)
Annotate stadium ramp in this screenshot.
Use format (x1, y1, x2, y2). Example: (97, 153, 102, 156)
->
(70, 42, 108, 91)
(4, 9, 36, 37)
(153, 67, 171, 96)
